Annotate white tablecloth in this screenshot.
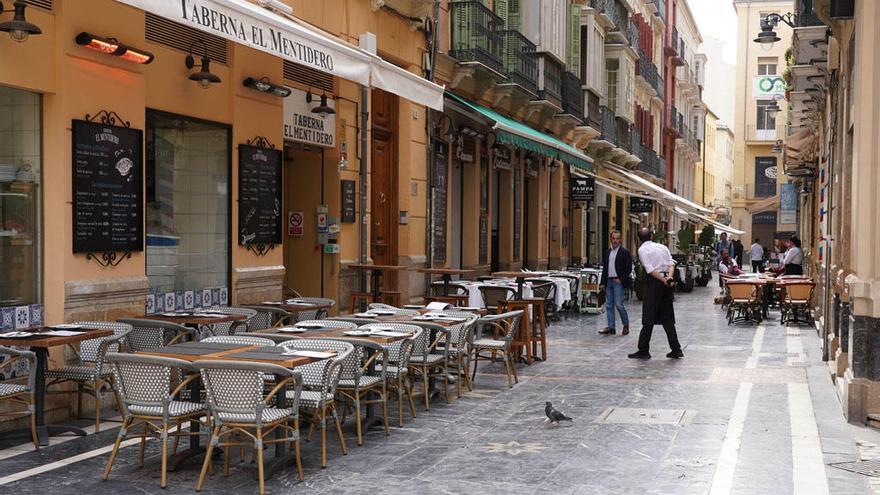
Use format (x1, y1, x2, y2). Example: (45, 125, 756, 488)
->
(543, 277, 573, 307)
(458, 281, 534, 309)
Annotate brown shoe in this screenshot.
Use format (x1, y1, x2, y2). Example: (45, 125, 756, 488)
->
(622, 325, 630, 335)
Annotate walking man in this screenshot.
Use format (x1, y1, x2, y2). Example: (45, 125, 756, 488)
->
(599, 230, 632, 336)
(749, 238, 764, 273)
(629, 228, 683, 360)
(715, 232, 732, 267)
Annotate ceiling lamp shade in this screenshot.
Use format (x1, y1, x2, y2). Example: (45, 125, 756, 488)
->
(0, 0, 41, 43)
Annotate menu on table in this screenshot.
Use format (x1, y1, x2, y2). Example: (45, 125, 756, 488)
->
(238, 144, 283, 245)
(72, 119, 143, 253)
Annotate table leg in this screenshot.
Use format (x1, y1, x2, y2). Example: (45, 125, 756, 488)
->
(515, 277, 525, 300)
(372, 269, 383, 304)
(442, 275, 452, 297)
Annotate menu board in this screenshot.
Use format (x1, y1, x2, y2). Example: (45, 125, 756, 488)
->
(72, 119, 143, 253)
(431, 142, 448, 262)
(341, 180, 356, 223)
(238, 144, 282, 245)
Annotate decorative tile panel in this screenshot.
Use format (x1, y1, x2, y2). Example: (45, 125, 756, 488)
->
(145, 287, 228, 314)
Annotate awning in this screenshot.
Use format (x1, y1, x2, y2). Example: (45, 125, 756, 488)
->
(605, 165, 713, 214)
(746, 194, 780, 214)
(574, 168, 655, 200)
(446, 93, 593, 171)
(690, 211, 746, 235)
(113, 0, 445, 110)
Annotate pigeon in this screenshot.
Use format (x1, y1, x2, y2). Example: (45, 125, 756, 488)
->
(545, 401, 573, 424)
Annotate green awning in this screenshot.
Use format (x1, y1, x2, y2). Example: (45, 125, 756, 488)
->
(446, 92, 593, 171)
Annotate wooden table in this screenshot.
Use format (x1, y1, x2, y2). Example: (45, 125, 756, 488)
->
(417, 267, 475, 296)
(257, 301, 334, 321)
(0, 326, 112, 445)
(254, 326, 410, 345)
(348, 264, 408, 305)
(491, 271, 549, 299)
(141, 313, 247, 326)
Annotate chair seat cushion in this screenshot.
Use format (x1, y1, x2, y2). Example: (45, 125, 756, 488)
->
(295, 390, 334, 410)
(472, 338, 506, 350)
(376, 365, 407, 379)
(217, 407, 293, 424)
(0, 382, 28, 398)
(46, 365, 112, 381)
(337, 375, 383, 390)
(411, 354, 446, 365)
(128, 400, 205, 418)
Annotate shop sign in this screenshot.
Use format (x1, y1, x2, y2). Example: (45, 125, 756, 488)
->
(570, 177, 595, 202)
(754, 156, 777, 197)
(288, 211, 303, 237)
(752, 76, 786, 99)
(525, 157, 539, 178)
(630, 197, 654, 213)
(72, 119, 144, 254)
(455, 134, 474, 163)
(283, 88, 335, 147)
(492, 146, 512, 171)
(780, 183, 797, 224)
(341, 180, 356, 223)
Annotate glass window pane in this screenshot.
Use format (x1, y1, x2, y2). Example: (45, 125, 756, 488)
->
(0, 86, 41, 307)
(146, 112, 229, 293)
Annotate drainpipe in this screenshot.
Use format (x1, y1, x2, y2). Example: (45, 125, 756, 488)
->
(359, 85, 369, 293)
(426, 0, 441, 272)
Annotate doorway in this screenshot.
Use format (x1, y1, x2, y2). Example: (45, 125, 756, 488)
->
(282, 145, 324, 296)
(370, 90, 398, 273)
(450, 161, 463, 269)
(601, 209, 610, 257)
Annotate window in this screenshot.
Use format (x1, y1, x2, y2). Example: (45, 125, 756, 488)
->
(0, 87, 41, 307)
(757, 57, 777, 76)
(146, 111, 230, 293)
(756, 99, 776, 130)
(606, 58, 619, 113)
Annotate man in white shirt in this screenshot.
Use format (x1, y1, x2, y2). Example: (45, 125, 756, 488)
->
(749, 238, 764, 273)
(718, 250, 743, 276)
(629, 228, 683, 360)
(781, 236, 804, 275)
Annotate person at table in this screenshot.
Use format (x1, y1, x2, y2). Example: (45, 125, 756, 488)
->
(749, 238, 765, 273)
(715, 232, 733, 268)
(718, 250, 743, 276)
(780, 236, 804, 275)
(629, 228, 683, 360)
(599, 230, 632, 336)
(733, 238, 744, 267)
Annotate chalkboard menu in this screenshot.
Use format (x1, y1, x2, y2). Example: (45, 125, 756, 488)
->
(238, 144, 282, 245)
(431, 142, 448, 262)
(630, 197, 654, 213)
(72, 119, 143, 253)
(513, 164, 522, 260)
(341, 180, 356, 223)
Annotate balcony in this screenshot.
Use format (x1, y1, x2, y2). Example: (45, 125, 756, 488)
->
(746, 124, 785, 142)
(795, 0, 824, 26)
(665, 26, 678, 57)
(638, 148, 666, 180)
(586, 91, 602, 131)
(655, 75, 664, 102)
(603, 0, 631, 44)
(636, 49, 659, 96)
(648, 0, 666, 23)
(497, 30, 538, 95)
(559, 71, 584, 122)
(449, 1, 505, 76)
(666, 105, 682, 138)
(600, 106, 619, 146)
(537, 54, 563, 108)
(617, 118, 632, 153)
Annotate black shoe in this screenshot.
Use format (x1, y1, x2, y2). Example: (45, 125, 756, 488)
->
(666, 350, 684, 359)
(628, 352, 651, 360)
(598, 327, 616, 335)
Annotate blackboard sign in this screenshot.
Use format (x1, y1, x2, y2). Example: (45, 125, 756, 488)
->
(72, 119, 143, 253)
(570, 177, 595, 202)
(432, 142, 448, 262)
(754, 156, 777, 197)
(238, 144, 282, 245)
(341, 180, 356, 223)
(630, 197, 654, 213)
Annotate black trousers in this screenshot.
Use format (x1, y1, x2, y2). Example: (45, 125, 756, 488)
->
(785, 264, 804, 275)
(638, 277, 681, 354)
(752, 261, 763, 274)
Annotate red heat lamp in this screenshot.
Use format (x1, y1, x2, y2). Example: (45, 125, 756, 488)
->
(75, 32, 154, 64)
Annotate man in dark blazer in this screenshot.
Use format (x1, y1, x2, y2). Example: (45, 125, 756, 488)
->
(599, 230, 633, 335)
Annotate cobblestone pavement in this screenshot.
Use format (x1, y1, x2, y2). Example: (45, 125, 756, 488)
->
(0, 286, 872, 494)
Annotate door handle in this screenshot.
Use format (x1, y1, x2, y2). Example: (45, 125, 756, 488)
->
(379, 192, 386, 204)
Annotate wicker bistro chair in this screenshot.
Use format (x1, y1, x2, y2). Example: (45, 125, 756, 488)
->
(478, 286, 516, 313)
(117, 318, 195, 352)
(45, 321, 131, 432)
(319, 338, 390, 446)
(102, 353, 206, 488)
(367, 304, 420, 316)
(529, 280, 559, 321)
(726, 282, 763, 325)
(241, 306, 295, 331)
(203, 306, 258, 336)
(326, 316, 388, 327)
(425, 282, 470, 307)
(278, 339, 354, 468)
(0, 347, 39, 449)
(470, 311, 525, 388)
(389, 321, 452, 410)
(436, 311, 479, 398)
(372, 324, 421, 427)
(780, 281, 816, 326)
(201, 335, 276, 347)
(293, 298, 335, 321)
(194, 361, 304, 494)
(295, 320, 357, 330)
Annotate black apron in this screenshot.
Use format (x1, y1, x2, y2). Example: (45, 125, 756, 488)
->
(784, 263, 803, 275)
(642, 276, 676, 326)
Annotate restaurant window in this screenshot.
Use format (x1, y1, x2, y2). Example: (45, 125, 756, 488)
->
(0, 87, 41, 307)
(146, 111, 230, 293)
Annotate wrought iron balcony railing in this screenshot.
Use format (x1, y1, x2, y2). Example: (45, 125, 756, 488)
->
(560, 71, 584, 122)
(600, 106, 619, 145)
(586, 91, 602, 130)
(603, 0, 630, 43)
(636, 49, 659, 92)
(449, 1, 505, 75)
(617, 118, 632, 153)
(498, 30, 538, 94)
(537, 54, 563, 106)
(638, 147, 665, 180)
(651, 0, 666, 23)
(795, 0, 824, 26)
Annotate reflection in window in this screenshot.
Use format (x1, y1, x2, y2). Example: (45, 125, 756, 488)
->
(146, 111, 229, 293)
(0, 87, 41, 307)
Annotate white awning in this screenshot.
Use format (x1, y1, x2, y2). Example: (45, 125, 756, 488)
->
(746, 194, 779, 214)
(574, 168, 656, 200)
(690, 211, 746, 235)
(605, 165, 714, 215)
(113, 0, 445, 110)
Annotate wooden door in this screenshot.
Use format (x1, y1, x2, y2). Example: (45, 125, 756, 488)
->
(370, 90, 398, 270)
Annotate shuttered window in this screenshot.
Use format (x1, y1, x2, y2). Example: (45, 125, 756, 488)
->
(145, 13, 228, 65)
(566, 4, 581, 76)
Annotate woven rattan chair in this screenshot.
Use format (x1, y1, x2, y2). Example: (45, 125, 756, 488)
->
(0, 347, 38, 449)
(437, 311, 479, 397)
(529, 280, 559, 321)
(326, 316, 385, 326)
(45, 321, 130, 432)
(242, 306, 295, 331)
(726, 283, 762, 325)
(295, 320, 357, 330)
(102, 353, 206, 488)
(117, 318, 195, 352)
(780, 281, 815, 326)
(478, 286, 516, 312)
(278, 339, 353, 468)
(375, 321, 450, 410)
(426, 282, 470, 307)
(292, 297, 335, 321)
(367, 304, 420, 316)
(319, 338, 389, 445)
(195, 360, 303, 494)
(201, 335, 275, 347)
(470, 311, 524, 388)
(370, 323, 421, 427)
(204, 306, 258, 336)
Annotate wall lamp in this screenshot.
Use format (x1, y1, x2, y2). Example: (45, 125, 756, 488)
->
(771, 140, 783, 154)
(305, 90, 335, 115)
(243, 76, 291, 97)
(766, 100, 781, 118)
(75, 32, 154, 64)
(753, 12, 795, 51)
(185, 40, 220, 89)
(0, 0, 41, 43)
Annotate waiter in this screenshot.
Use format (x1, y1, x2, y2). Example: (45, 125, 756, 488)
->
(781, 236, 804, 275)
(628, 227, 683, 360)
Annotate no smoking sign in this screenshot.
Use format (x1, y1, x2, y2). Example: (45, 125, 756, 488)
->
(288, 211, 304, 237)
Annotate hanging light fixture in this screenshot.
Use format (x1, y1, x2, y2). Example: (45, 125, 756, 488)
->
(766, 100, 781, 118)
(185, 40, 220, 89)
(0, 0, 42, 43)
(311, 93, 336, 115)
(75, 32, 154, 64)
(243, 76, 291, 97)
(753, 12, 794, 51)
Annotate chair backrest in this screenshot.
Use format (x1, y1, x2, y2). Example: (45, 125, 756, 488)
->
(479, 286, 516, 308)
(294, 319, 357, 330)
(317, 338, 388, 384)
(529, 280, 557, 302)
(75, 322, 131, 373)
(367, 304, 420, 316)
(727, 283, 757, 302)
(196, 359, 301, 425)
(241, 306, 294, 331)
(106, 352, 193, 418)
(785, 283, 814, 303)
(291, 297, 335, 320)
(361, 323, 422, 368)
(278, 339, 355, 395)
(201, 335, 275, 347)
(204, 306, 258, 336)
(441, 311, 480, 348)
(117, 318, 193, 352)
(0, 347, 36, 391)
(478, 310, 524, 347)
(428, 282, 468, 297)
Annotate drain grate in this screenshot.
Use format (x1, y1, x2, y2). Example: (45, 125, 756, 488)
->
(829, 460, 880, 477)
(596, 407, 687, 425)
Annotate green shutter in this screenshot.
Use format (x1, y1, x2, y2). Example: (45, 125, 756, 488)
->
(508, 0, 521, 31)
(567, 3, 581, 77)
(453, 2, 473, 52)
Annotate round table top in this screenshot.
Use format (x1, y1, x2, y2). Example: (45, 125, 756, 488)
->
(348, 264, 408, 271)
